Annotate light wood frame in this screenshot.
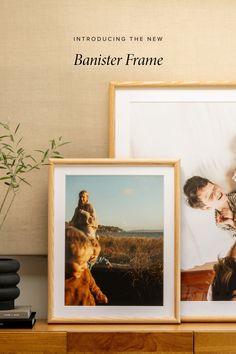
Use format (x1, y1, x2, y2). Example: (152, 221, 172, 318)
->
(48, 158, 180, 323)
(109, 81, 236, 322)
(109, 81, 236, 158)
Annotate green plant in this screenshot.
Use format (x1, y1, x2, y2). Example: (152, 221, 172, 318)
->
(0, 122, 68, 230)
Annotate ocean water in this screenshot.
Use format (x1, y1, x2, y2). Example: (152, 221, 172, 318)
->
(98, 230, 163, 238)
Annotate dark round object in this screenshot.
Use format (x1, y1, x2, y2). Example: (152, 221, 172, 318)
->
(0, 287, 20, 300)
(0, 273, 20, 286)
(0, 259, 20, 273)
(0, 258, 20, 310)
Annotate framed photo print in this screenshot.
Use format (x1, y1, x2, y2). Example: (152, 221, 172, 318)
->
(48, 158, 180, 323)
(109, 82, 236, 321)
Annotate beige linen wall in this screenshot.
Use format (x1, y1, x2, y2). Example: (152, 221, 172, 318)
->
(1, 0, 236, 319)
(1, 0, 236, 255)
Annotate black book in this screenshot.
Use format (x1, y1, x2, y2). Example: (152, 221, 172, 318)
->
(0, 312, 36, 329)
(0, 305, 32, 319)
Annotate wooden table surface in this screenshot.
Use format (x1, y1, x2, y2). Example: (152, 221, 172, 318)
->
(1, 321, 236, 354)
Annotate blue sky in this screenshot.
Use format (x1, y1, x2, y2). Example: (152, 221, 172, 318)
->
(66, 175, 163, 231)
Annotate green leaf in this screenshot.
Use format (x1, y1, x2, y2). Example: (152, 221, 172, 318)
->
(16, 137, 23, 147)
(25, 154, 36, 161)
(16, 166, 25, 173)
(2, 142, 12, 148)
(0, 122, 9, 130)
(14, 123, 20, 134)
(0, 127, 70, 228)
(11, 160, 16, 167)
(19, 161, 27, 169)
(18, 177, 31, 186)
(17, 148, 24, 154)
(29, 156, 37, 163)
(42, 149, 49, 161)
(58, 142, 70, 147)
(51, 139, 56, 149)
(4, 146, 14, 153)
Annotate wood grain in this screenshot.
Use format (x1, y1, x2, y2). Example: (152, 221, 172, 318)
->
(174, 159, 181, 323)
(8, 321, 236, 353)
(67, 331, 193, 353)
(68, 352, 191, 354)
(195, 331, 236, 354)
(48, 162, 55, 323)
(109, 81, 236, 88)
(0, 331, 66, 353)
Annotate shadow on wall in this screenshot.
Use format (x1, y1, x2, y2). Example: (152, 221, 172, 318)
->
(14, 256, 47, 319)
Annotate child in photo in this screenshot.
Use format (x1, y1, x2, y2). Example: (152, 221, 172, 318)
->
(65, 226, 108, 306)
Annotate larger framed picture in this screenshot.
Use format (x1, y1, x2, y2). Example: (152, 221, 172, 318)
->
(48, 158, 180, 323)
(109, 82, 236, 321)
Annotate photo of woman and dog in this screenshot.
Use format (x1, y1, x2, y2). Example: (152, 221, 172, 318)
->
(64, 175, 164, 306)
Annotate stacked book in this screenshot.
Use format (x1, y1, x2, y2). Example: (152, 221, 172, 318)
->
(0, 306, 36, 328)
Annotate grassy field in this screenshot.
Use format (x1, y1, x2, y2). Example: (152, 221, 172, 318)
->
(93, 234, 164, 305)
(100, 234, 163, 268)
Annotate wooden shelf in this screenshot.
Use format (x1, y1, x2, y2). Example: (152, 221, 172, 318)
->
(2, 321, 236, 353)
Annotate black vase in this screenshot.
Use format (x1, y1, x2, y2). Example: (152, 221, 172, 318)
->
(0, 258, 20, 310)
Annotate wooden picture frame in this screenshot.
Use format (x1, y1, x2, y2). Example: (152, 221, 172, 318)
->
(109, 82, 236, 321)
(48, 158, 180, 323)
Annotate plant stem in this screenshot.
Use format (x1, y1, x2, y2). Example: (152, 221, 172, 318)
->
(0, 185, 11, 215)
(0, 122, 68, 232)
(0, 189, 16, 230)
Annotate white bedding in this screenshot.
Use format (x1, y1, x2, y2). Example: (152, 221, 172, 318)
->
(130, 101, 236, 269)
